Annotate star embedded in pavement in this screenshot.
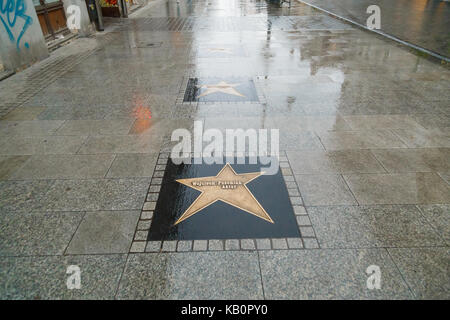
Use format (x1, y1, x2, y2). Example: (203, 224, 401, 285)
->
(206, 47, 233, 54)
(197, 81, 246, 98)
(174, 163, 274, 225)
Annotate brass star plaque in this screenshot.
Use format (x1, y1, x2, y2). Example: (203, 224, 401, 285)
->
(197, 81, 246, 98)
(206, 47, 234, 54)
(175, 163, 274, 225)
(182, 77, 259, 102)
(196, 45, 246, 58)
(147, 157, 300, 240)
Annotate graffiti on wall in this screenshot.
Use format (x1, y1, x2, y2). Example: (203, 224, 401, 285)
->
(0, 0, 33, 50)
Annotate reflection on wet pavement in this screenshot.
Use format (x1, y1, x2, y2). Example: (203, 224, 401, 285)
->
(299, 0, 450, 59)
(0, 0, 448, 300)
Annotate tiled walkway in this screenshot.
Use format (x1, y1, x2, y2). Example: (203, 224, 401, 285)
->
(0, 0, 449, 299)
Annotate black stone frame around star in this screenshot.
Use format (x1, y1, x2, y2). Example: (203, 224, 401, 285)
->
(182, 77, 260, 103)
(147, 157, 301, 241)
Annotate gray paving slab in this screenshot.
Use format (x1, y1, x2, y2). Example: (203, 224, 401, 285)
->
(388, 247, 450, 300)
(77, 135, 163, 154)
(416, 204, 450, 243)
(0, 136, 88, 155)
(259, 249, 413, 299)
(0, 120, 64, 136)
(307, 205, 445, 248)
(66, 210, 140, 254)
(287, 150, 386, 174)
(0, 254, 126, 299)
(35, 178, 150, 212)
(0, 180, 54, 212)
(0, 211, 84, 256)
(344, 173, 450, 205)
(9, 154, 115, 180)
(0, 156, 30, 180)
(117, 251, 263, 299)
(371, 148, 450, 173)
(55, 119, 136, 136)
(296, 174, 358, 206)
(106, 153, 158, 178)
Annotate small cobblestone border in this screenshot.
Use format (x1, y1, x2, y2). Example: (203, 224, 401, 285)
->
(176, 73, 267, 105)
(130, 151, 319, 253)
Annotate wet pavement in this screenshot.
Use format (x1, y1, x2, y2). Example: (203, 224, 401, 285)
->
(299, 0, 450, 59)
(0, 0, 449, 299)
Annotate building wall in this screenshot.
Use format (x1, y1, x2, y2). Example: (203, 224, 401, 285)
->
(0, 0, 49, 71)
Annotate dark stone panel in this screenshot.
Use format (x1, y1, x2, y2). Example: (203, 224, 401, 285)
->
(148, 157, 300, 240)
